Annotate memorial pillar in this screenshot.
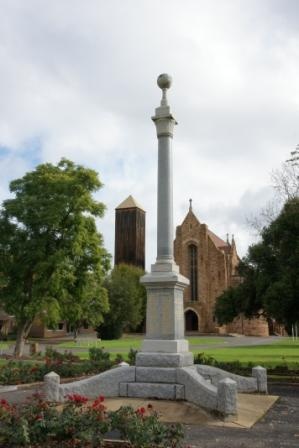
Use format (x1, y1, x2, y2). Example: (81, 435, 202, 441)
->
(138, 75, 192, 365)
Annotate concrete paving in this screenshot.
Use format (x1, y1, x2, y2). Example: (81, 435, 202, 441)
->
(102, 393, 278, 428)
(185, 383, 299, 448)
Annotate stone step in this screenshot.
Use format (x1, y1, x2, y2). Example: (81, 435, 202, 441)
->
(119, 382, 185, 400)
(136, 351, 193, 367)
(136, 366, 177, 383)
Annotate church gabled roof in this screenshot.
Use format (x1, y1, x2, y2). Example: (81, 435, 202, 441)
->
(179, 200, 229, 249)
(116, 195, 145, 211)
(207, 229, 228, 249)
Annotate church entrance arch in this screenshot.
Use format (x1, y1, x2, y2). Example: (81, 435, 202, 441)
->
(185, 309, 199, 332)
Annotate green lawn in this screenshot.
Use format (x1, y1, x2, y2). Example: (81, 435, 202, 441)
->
(57, 337, 299, 368)
(58, 336, 143, 350)
(1, 336, 298, 369)
(57, 336, 227, 351)
(200, 341, 299, 367)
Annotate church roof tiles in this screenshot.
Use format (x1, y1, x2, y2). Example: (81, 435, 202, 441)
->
(207, 229, 228, 249)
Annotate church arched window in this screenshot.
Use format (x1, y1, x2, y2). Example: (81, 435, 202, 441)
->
(188, 244, 198, 301)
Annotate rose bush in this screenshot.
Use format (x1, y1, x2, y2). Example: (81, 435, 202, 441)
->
(0, 394, 185, 447)
(0, 347, 125, 385)
(0, 358, 113, 385)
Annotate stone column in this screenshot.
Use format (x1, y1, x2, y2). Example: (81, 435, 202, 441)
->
(138, 75, 192, 366)
(153, 74, 176, 263)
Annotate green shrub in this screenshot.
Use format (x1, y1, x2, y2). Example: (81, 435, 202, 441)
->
(109, 405, 184, 448)
(0, 394, 185, 447)
(89, 347, 111, 362)
(98, 320, 124, 340)
(0, 359, 113, 385)
(193, 351, 299, 376)
(45, 347, 80, 363)
(114, 353, 124, 363)
(193, 352, 217, 366)
(128, 348, 138, 365)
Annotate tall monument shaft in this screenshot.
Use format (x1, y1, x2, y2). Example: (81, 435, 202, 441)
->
(139, 74, 191, 360)
(153, 99, 176, 262)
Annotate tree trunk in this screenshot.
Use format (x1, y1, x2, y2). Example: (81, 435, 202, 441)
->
(73, 327, 78, 341)
(14, 321, 33, 357)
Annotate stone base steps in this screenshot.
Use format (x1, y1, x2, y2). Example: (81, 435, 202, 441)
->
(44, 363, 268, 418)
(120, 382, 185, 400)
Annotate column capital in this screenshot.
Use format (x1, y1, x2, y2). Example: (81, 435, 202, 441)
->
(153, 73, 177, 138)
(152, 113, 177, 138)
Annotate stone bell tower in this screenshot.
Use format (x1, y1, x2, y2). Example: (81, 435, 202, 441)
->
(115, 195, 145, 269)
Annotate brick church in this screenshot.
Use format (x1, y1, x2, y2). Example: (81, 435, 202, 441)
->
(174, 201, 271, 336)
(174, 200, 240, 333)
(115, 195, 275, 337)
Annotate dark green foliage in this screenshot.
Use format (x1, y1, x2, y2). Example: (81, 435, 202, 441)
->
(114, 353, 124, 363)
(88, 346, 110, 362)
(98, 264, 146, 340)
(45, 347, 80, 363)
(193, 352, 218, 366)
(0, 159, 110, 356)
(109, 405, 184, 448)
(99, 320, 123, 340)
(0, 346, 140, 385)
(128, 348, 138, 365)
(193, 351, 299, 377)
(215, 198, 299, 328)
(0, 358, 113, 385)
(212, 287, 243, 326)
(0, 394, 184, 447)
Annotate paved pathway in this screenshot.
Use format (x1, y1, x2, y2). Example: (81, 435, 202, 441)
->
(185, 383, 299, 448)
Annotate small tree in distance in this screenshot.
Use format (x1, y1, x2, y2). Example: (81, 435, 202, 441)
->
(98, 264, 146, 340)
(0, 159, 110, 356)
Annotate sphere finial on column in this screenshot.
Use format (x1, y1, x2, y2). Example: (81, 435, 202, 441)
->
(157, 73, 172, 106)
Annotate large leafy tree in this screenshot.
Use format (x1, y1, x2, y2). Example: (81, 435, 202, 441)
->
(215, 197, 299, 330)
(0, 159, 110, 356)
(98, 264, 146, 340)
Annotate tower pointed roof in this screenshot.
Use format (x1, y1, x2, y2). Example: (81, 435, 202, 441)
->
(116, 195, 145, 211)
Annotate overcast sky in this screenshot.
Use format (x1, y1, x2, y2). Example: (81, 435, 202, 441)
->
(1, 0, 298, 268)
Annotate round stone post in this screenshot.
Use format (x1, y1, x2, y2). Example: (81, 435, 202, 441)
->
(44, 371, 60, 402)
(252, 366, 268, 393)
(217, 378, 238, 419)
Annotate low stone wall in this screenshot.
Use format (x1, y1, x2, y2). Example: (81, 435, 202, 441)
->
(59, 366, 136, 401)
(44, 366, 136, 402)
(196, 364, 267, 393)
(44, 364, 240, 419)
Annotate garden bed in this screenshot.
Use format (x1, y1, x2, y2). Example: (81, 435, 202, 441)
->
(0, 394, 185, 448)
(0, 441, 131, 447)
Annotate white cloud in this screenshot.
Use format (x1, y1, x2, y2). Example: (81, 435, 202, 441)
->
(0, 0, 299, 268)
